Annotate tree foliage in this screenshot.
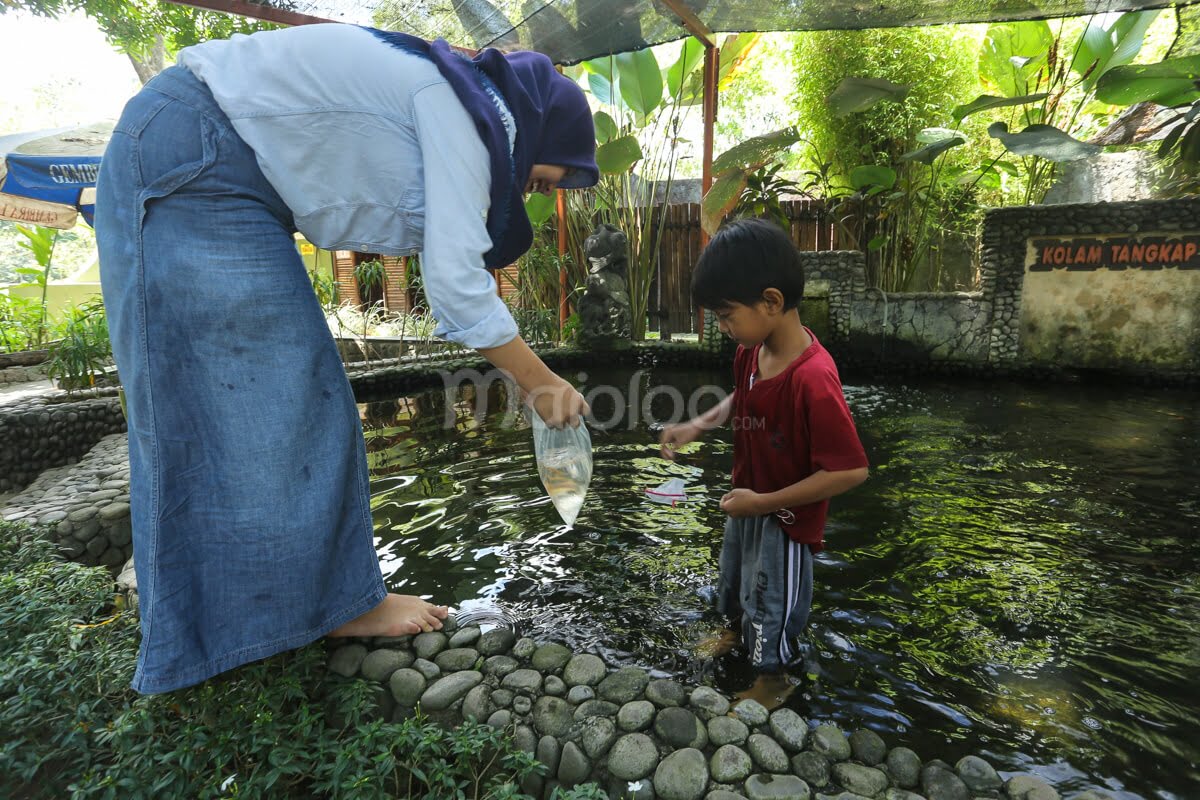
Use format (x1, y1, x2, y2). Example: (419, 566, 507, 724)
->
(789, 26, 984, 185)
(2, 1, 278, 82)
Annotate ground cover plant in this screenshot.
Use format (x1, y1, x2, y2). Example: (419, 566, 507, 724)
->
(0, 523, 602, 799)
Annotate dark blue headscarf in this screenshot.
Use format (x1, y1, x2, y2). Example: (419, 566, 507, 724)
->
(364, 28, 599, 268)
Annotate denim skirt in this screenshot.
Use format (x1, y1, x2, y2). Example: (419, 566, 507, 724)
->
(95, 66, 386, 693)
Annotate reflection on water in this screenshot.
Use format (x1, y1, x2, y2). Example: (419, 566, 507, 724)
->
(360, 367, 1200, 799)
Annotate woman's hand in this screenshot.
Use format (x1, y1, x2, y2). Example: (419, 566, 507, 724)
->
(659, 421, 701, 460)
(529, 377, 589, 428)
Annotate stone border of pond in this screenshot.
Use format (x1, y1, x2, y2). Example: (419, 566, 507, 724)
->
(325, 623, 1115, 800)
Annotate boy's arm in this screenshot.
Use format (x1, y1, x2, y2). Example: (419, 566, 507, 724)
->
(660, 393, 734, 459)
(722, 468, 868, 517)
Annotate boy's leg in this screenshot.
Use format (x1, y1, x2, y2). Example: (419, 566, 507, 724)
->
(695, 516, 747, 659)
(740, 516, 814, 672)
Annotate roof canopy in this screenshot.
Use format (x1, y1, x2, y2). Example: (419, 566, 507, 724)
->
(188, 0, 1199, 64)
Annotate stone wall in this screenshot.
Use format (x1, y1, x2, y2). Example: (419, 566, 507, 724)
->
(799, 252, 994, 365)
(982, 197, 1200, 373)
(320, 622, 1095, 800)
(0, 390, 126, 494)
(0, 364, 48, 385)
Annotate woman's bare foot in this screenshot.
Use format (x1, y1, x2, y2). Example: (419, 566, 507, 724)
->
(328, 593, 449, 638)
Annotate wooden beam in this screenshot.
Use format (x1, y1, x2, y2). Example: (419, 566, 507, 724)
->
(557, 189, 569, 333)
(163, 0, 337, 27)
(658, 0, 715, 48)
(697, 42, 718, 339)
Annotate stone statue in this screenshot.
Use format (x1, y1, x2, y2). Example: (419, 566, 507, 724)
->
(576, 223, 632, 347)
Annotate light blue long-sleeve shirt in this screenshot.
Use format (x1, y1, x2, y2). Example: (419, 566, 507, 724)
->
(177, 23, 519, 350)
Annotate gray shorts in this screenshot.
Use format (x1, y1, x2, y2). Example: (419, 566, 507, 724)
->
(716, 514, 814, 672)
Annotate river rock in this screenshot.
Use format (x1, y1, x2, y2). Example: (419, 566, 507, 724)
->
(388, 668, 426, 707)
(618, 699, 656, 731)
(532, 642, 573, 672)
(433, 647, 480, 673)
(564, 653, 607, 686)
(599, 666, 650, 704)
(885, 747, 921, 789)
(532, 695, 574, 737)
(419, 670, 482, 711)
(689, 686, 730, 718)
(646, 678, 687, 707)
(768, 709, 807, 752)
(477, 627, 517, 656)
(655, 706, 707, 749)
(709, 715, 750, 747)
(654, 748, 708, 800)
(833, 763, 889, 797)
(747, 734, 789, 773)
(609, 733, 659, 781)
(955, 755, 1001, 792)
(743, 773, 811, 800)
(848, 729, 887, 766)
(711, 745, 754, 784)
(810, 724, 851, 761)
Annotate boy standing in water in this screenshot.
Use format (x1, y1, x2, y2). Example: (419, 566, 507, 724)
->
(660, 219, 869, 699)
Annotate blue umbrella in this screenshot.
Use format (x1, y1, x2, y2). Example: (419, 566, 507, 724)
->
(0, 122, 110, 230)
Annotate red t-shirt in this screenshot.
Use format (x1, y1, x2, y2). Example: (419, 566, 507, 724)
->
(730, 330, 868, 551)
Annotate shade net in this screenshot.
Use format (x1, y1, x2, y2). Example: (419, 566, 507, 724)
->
(245, 0, 1200, 64)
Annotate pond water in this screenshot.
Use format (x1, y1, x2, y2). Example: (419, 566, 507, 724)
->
(359, 366, 1200, 800)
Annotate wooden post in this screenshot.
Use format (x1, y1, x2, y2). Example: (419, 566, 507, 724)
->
(557, 188, 569, 333)
(697, 42, 719, 339)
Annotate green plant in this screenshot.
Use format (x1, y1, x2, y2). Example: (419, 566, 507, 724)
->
(0, 292, 49, 353)
(354, 258, 387, 302)
(308, 268, 339, 311)
(46, 298, 112, 392)
(1095, 52, 1200, 194)
(0, 522, 605, 799)
(730, 163, 802, 229)
(975, 12, 1160, 203)
(13, 223, 59, 347)
(565, 35, 757, 339)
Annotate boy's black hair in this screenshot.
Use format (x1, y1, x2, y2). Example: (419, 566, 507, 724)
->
(691, 218, 805, 311)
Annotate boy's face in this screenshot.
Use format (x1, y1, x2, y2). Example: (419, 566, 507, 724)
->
(712, 300, 774, 347)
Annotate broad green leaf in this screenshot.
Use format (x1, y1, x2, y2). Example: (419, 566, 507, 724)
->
(980, 21, 1053, 97)
(587, 71, 615, 106)
(593, 111, 618, 144)
(849, 165, 897, 190)
(1095, 56, 1200, 106)
(667, 37, 705, 98)
(987, 121, 1103, 161)
(711, 127, 801, 176)
(701, 170, 748, 234)
(994, 159, 1020, 175)
(916, 127, 962, 143)
(899, 136, 967, 164)
(867, 235, 887, 251)
(953, 93, 1048, 121)
(960, 169, 1002, 191)
(616, 49, 663, 118)
(828, 77, 910, 116)
(1072, 11, 1158, 91)
(523, 192, 555, 227)
(595, 134, 643, 174)
(677, 70, 706, 106)
(718, 33, 760, 88)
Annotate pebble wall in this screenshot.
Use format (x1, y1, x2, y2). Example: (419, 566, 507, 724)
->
(323, 621, 1117, 800)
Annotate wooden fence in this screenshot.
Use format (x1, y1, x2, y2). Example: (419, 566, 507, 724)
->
(648, 198, 837, 334)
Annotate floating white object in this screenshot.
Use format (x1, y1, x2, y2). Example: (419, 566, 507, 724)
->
(645, 477, 687, 506)
(531, 408, 592, 527)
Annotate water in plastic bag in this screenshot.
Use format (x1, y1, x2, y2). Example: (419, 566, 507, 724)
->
(530, 409, 592, 527)
(646, 477, 687, 506)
